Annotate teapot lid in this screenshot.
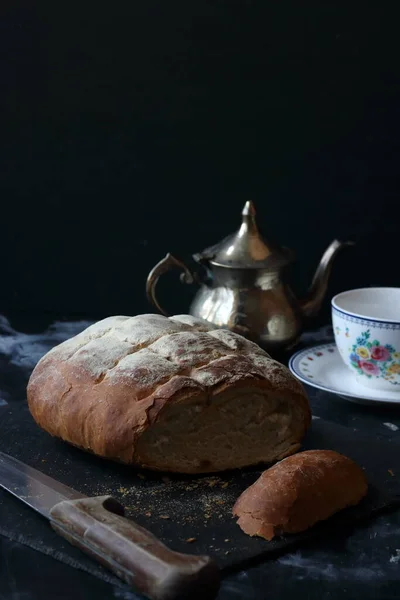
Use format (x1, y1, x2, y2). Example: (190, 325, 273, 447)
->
(194, 201, 293, 269)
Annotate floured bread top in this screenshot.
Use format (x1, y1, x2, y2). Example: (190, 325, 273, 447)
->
(37, 314, 304, 398)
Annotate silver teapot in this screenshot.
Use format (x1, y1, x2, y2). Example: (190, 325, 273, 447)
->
(146, 201, 353, 352)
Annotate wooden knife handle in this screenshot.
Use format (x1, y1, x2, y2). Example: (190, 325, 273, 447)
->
(49, 495, 220, 600)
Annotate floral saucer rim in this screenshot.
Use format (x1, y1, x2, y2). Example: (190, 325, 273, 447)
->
(288, 342, 400, 405)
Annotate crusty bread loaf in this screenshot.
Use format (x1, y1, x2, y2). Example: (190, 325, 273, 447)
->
(233, 449, 368, 539)
(27, 313, 310, 473)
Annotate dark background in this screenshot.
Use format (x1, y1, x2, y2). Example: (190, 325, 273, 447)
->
(0, 2, 399, 325)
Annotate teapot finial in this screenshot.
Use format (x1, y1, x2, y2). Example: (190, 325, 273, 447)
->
(242, 200, 256, 217)
(239, 201, 259, 239)
(237, 200, 264, 250)
(194, 200, 293, 269)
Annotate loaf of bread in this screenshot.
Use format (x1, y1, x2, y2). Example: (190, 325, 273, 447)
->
(27, 313, 310, 473)
(233, 450, 368, 539)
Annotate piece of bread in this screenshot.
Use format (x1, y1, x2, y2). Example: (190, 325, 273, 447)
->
(233, 449, 368, 539)
(27, 313, 310, 474)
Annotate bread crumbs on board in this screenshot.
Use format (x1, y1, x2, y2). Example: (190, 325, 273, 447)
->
(87, 469, 241, 540)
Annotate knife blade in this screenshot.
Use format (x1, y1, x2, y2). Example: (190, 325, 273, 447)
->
(0, 452, 220, 600)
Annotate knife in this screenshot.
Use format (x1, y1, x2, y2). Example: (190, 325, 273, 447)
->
(0, 452, 220, 600)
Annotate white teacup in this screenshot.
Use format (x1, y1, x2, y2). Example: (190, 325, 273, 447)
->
(332, 287, 400, 392)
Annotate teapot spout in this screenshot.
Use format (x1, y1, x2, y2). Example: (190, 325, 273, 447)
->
(300, 239, 354, 320)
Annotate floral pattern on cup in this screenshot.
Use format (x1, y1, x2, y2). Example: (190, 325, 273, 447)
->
(349, 329, 400, 385)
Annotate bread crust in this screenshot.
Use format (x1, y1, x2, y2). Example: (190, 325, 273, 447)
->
(27, 314, 311, 472)
(233, 450, 368, 539)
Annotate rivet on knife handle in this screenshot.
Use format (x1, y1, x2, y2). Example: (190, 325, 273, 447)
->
(49, 495, 220, 600)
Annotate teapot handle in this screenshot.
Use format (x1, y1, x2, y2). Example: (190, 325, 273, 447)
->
(146, 253, 196, 316)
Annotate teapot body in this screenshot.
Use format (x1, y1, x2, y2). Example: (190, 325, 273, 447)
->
(146, 201, 353, 353)
(189, 265, 302, 351)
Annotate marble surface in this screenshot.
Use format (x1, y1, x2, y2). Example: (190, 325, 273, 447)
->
(1, 315, 399, 600)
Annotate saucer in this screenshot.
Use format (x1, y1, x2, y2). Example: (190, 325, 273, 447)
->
(289, 343, 400, 405)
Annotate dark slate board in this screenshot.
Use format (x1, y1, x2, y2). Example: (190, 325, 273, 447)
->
(1, 401, 399, 587)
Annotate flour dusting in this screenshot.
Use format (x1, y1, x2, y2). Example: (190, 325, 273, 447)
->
(389, 549, 400, 564)
(383, 422, 399, 432)
(0, 315, 93, 370)
(278, 551, 385, 582)
(276, 511, 400, 583)
(112, 588, 137, 600)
